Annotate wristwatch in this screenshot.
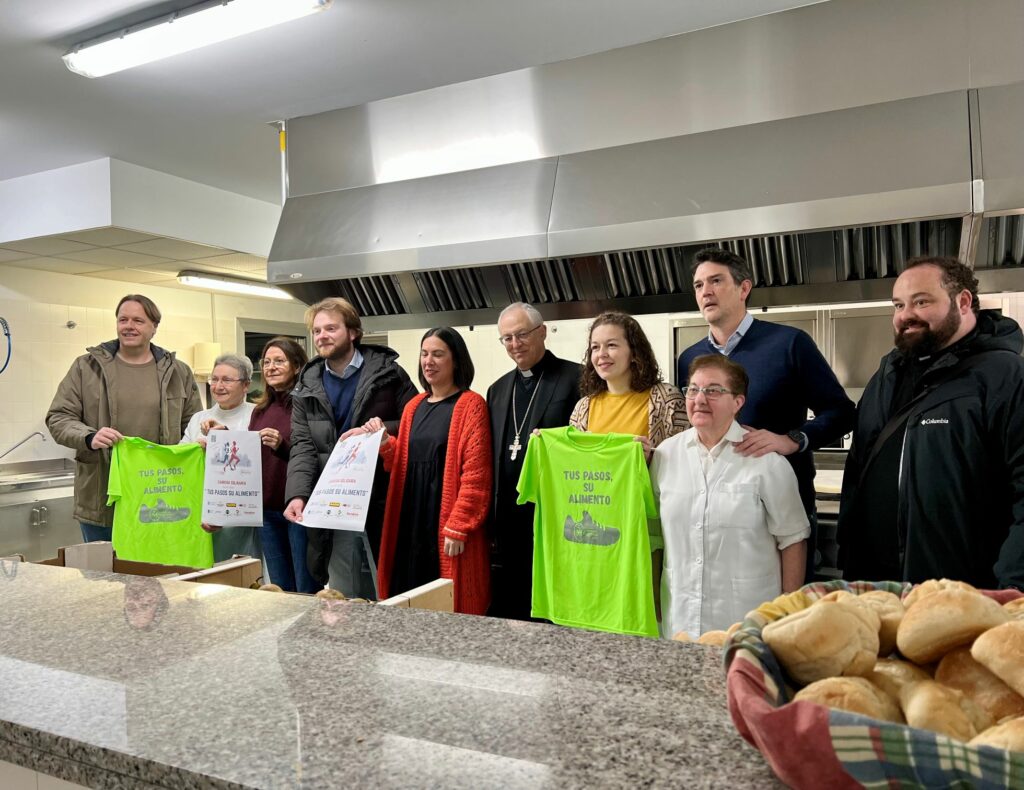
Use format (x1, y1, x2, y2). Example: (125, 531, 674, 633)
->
(786, 430, 808, 452)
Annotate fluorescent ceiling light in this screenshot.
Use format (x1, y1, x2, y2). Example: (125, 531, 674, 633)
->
(177, 270, 293, 300)
(63, 0, 333, 78)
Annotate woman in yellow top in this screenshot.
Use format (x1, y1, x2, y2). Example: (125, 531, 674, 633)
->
(569, 311, 688, 456)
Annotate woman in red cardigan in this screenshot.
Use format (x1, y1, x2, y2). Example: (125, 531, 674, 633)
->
(352, 327, 492, 615)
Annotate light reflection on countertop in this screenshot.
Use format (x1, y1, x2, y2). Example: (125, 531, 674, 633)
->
(0, 562, 779, 789)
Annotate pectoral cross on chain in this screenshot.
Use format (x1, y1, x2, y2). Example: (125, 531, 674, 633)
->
(508, 434, 523, 461)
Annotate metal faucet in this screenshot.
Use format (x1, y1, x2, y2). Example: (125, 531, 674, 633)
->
(0, 431, 45, 461)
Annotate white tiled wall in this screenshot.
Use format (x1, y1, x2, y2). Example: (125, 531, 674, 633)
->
(0, 264, 306, 454)
(387, 312, 682, 397)
(386, 293, 1024, 400)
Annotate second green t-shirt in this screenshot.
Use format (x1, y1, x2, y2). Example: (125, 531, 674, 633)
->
(517, 426, 658, 637)
(107, 437, 213, 568)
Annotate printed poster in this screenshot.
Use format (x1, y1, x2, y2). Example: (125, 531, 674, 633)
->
(301, 429, 383, 532)
(202, 430, 263, 527)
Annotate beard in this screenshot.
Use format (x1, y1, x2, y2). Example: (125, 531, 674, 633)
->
(894, 301, 960, 356)
(318, 334, 352, 362)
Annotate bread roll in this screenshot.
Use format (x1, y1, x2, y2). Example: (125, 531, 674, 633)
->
(903, 578, 978, 610)
(969, 716, 1024, 752)
(896, 588, 1009, 664)
(935, 647, 1024, 723)
(315, 588, 347, 600)
(858, 590, 905, 656)
(868, 658, 931, 703)
(763, 598, 880, 685)
(1004, 597, 1024, 621)
(672, 631, 692, 643)
(726, 621, 742, 637)
(794, 676, 903, 723)
(971, 621, 1024, 698)
(259, 583, 284, 592)
(697, 630, 728, 647)
(900, 680, 993, 741)
(817, 590, 857, 604)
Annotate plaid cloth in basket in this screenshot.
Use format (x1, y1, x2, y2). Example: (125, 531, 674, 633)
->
(723, 579, 1024, 789)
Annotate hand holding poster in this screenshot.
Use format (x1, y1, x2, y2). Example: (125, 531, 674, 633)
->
(202, 430, 263, 527)
(302, 429, 383, 532)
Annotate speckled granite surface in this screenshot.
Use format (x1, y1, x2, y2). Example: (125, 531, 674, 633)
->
(0, 562, 780, 788)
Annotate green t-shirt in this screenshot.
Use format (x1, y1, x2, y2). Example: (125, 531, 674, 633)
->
(517, 426, 658, 637)
(107, 437, 213, 568)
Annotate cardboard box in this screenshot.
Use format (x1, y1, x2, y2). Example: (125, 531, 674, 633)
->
(379, 578, 454, 613)
(30, 542, 261, 589)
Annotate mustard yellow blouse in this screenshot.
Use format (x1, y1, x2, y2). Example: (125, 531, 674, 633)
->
(587, 389, 652, 436)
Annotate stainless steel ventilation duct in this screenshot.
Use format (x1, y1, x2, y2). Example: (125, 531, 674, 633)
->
(267, 0, 1024, 328)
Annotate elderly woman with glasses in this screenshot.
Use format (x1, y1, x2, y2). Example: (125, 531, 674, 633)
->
(182, 353, 255, 443)
(181, 352, 260, 562)
(649, 354, 809, 639)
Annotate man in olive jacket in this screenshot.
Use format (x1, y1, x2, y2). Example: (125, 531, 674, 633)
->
(284, 298, 417, 597)
(46, 295, 202, 542)
(839, 257, 1024, 590)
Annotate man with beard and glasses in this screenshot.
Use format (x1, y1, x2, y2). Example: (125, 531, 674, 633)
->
(838, 257, 1024, 590)
(284, 298, 417, 597)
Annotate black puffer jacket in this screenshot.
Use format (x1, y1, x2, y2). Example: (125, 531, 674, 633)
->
(285, 344, 417, 582)
(839, 311, 1024, 590)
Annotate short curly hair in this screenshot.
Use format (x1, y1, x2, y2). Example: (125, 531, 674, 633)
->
(904, 256, 980, 314)
(687, 354, 749, 397)
(579, 311, 662, 396)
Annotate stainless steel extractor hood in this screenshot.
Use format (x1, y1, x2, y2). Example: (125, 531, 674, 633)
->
(267, 0, 1024, 329)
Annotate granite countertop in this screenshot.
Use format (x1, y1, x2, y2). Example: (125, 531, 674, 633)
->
(0, 562, 780, 789)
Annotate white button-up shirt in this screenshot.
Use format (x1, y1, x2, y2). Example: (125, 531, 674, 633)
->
(650, 421, 809, 638)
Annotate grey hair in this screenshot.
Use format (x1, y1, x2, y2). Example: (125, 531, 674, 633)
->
(212, 353, 253, 382)
(498, 302, 544, 328)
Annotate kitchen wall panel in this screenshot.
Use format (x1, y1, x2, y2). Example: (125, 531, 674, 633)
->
(0, 265, 305, 454)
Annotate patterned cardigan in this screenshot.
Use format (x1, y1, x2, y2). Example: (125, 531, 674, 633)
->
(378, 390, 492, 615)
(569, 381, 689, 447)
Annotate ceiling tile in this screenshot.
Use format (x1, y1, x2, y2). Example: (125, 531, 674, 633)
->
(116, 239, 232, 260)
(191, 252, 268, 274)
(81, 269, 178, 284)
(58, 228, 160, 247)
(0, 248, 36, 263)
(2, 238, 97, 256)
(4, 257, 112, 275)
(56, 248, 174, 267)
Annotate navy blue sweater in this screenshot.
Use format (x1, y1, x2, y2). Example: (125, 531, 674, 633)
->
(676, 318, 855, 511)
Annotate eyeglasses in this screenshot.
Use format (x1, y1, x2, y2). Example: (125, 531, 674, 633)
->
(683, 384, 735, 400)
(499, 325, 542, 346)
(208, 377, 245, 386)
(261, 359, 289, 369)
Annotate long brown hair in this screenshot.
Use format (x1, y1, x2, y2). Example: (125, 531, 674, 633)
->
(253, 337, 308, 413)
(579, 311, 662, 397)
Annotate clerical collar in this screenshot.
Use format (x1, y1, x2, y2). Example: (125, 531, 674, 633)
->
(517, 350, 551, 379)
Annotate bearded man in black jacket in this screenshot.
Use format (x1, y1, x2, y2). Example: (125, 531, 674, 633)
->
(839, 256, 1024, 590)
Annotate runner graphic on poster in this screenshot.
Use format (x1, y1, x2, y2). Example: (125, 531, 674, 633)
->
(301, 429, 383, 532)
(202, 430, 263, 527)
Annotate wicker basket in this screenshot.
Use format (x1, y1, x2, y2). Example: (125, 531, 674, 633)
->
(723, 579, 1024, 790)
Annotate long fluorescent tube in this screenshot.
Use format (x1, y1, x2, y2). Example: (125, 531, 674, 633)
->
(63, 0, 333, 78)
(177, 270, 293, 300)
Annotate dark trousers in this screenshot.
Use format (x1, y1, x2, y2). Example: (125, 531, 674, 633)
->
(261, 511, 319, 593)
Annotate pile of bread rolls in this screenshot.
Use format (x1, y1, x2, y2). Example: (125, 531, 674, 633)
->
(758, 580, 1024, 753)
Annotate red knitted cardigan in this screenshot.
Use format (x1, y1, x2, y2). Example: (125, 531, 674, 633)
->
(377, 390, 493, 615)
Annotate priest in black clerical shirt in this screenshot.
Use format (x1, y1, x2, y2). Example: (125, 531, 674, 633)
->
(486, 303, 581, 619)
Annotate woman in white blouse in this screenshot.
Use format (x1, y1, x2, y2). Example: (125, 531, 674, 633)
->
(650, 354, 808, 638)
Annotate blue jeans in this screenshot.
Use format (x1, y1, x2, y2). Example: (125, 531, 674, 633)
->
(80, 521, 112, 543)
(261, 511, 318, 593)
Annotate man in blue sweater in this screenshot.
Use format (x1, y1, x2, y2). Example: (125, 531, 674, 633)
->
(675, 248, 855, 582)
